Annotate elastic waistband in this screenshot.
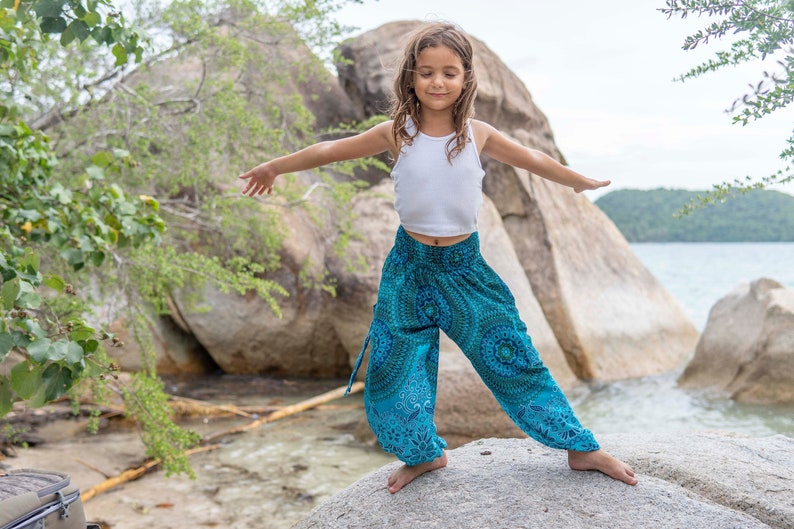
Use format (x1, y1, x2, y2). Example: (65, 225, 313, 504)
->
(394, 226, 480, 266)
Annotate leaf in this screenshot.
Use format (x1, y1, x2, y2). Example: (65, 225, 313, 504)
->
(86, 165, 104, 180)
(40, 363, 72, 403)
(23, 319, 47, 339)
(10, 361, 43, 399)
(43, 274, 67, 292)
(0, 377, 13, 417)
(65, 342, 84, 365)
(59, 25, 75, 46)
(20, 250, 40, 272)
(60, 247, 84, 267)
(139, 195, 160, 211)
(0, 331, 13, 361)
(91, 25, 112, 45)
(91, 151, 113, 168)
(68, 327, 94, 342)
(112, 42, 127, 66)
(34, 0, 63, 18)
(48, 340, 68, 361)
(89, 251, 105, 267)
(40, 16, 67, 34)
(27, 337, 52, 362)
(17, 290, 42, 310)
(1, 277, 19, 310)
(82, 11, 101, 28)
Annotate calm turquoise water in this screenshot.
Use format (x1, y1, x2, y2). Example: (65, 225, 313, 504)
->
(568, 242, 794, 438)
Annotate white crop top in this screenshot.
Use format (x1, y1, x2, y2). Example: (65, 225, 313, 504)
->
(391, 120, 485, 237)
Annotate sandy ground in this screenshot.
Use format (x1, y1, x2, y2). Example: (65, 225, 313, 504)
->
(1, 376, 393, 529)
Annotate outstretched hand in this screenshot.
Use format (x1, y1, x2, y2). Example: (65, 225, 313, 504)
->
(239, 163, 277, 197)
(573, 178, 611, 194)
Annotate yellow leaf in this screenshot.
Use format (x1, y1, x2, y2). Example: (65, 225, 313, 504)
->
(13, 0, 20, 11)
(20, 221, 32, 234)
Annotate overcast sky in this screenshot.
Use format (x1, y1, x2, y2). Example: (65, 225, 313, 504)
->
(333, 0, 794, 198)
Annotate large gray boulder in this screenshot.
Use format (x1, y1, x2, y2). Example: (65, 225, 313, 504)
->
(337, 21, 698, 381)
(174, 204, 351, 377)
(679, 278, 794, 403)
(296, 433, 793, 529)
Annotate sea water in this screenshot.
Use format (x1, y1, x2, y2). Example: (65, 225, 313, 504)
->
(567, 242, 794, 438)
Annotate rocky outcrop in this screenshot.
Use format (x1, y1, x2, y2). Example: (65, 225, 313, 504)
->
(296, 433, 794, 529)
(174, 205, 351, 377)
(679, 278, 794, 404)
(95, 19, 698, 386)
(337, 20, 698, 381)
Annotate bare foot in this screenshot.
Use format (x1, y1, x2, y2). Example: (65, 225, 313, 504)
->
(387, 452, 448, 493)
(568, 449, 638, 485)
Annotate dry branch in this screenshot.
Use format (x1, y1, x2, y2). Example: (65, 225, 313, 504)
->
(202, 381, 364, 443)
(81, 444, 220, 502)
(80, 381, 364, 503)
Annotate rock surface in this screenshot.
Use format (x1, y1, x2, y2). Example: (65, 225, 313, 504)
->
(173, 205, 352, 377)
(679, 278, 794, 403)
(337, 20, 699, 381)
(296, 433, 793, 529)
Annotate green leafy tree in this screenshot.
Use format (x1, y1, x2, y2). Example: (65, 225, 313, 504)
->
(0, 0, 204, 475)
(661, 0, 794, 213)
(2, 0, 376, 475)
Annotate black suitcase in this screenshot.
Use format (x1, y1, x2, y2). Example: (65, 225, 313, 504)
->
(0, 469, 86, 529)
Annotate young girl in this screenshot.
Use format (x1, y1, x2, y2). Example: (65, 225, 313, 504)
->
(240, 22, 638, 493)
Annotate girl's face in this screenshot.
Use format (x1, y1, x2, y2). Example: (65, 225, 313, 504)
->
(412, 45, 465, 116)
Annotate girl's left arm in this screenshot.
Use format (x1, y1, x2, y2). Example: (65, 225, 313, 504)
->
(474, 121, 609, 193)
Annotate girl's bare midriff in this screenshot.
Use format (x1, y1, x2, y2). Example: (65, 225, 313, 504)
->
(404, 229, 472, 247)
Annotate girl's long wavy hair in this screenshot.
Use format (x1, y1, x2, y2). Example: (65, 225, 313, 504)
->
(390, 23, 478, 163)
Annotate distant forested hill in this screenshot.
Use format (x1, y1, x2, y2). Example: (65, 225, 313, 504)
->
(594, 188, 794, 242)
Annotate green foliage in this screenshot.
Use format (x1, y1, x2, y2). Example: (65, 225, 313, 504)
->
(47, 0, 384, 300)
(661, 1, 794, 208)
(595, 188, 794, 241)
(0, 117, 164, 418)
(2, 0, 377, 476)
(123, 366, 201, 477)
(1, 0, 181, 475)
(0, 0, 377, 473)
(1, 0, 146, 118)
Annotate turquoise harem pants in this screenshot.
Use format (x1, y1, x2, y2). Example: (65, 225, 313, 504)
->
(346, 226, 600, 465)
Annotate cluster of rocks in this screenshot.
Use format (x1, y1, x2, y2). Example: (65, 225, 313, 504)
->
(109, 20, 698, 387)
(98, 21, 793, 441)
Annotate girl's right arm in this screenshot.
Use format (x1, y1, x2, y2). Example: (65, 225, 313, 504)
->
(239, 120, 395, 196)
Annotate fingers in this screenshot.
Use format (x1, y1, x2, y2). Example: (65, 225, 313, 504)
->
(238, 172, 274, 197)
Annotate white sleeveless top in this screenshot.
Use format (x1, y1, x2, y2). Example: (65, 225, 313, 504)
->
(391, 120, 485, 237)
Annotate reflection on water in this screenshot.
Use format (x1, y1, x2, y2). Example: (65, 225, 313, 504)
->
(566, 369, 794, 438)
